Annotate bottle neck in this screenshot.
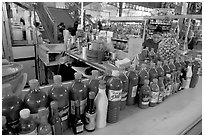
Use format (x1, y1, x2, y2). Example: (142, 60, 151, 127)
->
(75, 106, 81, 118)
(87, 98, 94, 111)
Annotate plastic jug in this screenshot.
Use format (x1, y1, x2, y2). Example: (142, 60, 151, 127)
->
(149, 79, 160, 107)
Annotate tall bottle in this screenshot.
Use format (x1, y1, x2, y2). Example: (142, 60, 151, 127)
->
(88, 70, 100, 95)
(149, 79, 160, 107)
(48, 75, 69, 131)
(156, 61, 165, 79)
(119, 70, 129, 110)
(149, 48, 156, 62)
(37, 107, 52, 135)
(126, 67, 138, 105)
(18, 109, 37, 135)
(85, 92, 96, 132)
(158, 77, 165, 103)
(50, 101, 63, 135)
(2, 83, 23, 130)
(24, 79, 48, 119)
(2, 116, 16, 135)
(95, 80, 108, 129)
(72, 100, 84, 134)
(138, 79, 151, 109)
(189, 59, 200, 88)
(185, 62, 193, 89)
(70, 72, 88, 125)
(149, 62, 158, 82)
(106, 70, 123, 123)
(174, 58, 182, 91)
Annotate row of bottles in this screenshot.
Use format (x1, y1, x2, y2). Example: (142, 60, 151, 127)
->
(2, 55, 201, 135)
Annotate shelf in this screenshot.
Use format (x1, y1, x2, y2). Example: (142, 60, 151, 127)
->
(111, 38, 128, 42)
(150, 23, 171, 26)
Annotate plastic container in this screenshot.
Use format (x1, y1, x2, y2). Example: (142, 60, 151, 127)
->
(88, 70, 100, 95)
(138, 79, 151, 109)
(50, 101, 63, 135)
(2, 83, 23, 130)
(119, 70, 129, 110)
(2, 116, 16, 135)
(18, 109, 37, 135)
(149, 79, 160, 107)
(149, 62, 158, 82)
(48, 75, 69, 131)
(70, 72, 88, 124)
(106, 70, 123, 123)
(95, 80, 108, 129)
(126, 68, 138, 105)
(158, 77, 165, 103)
(24, 79, 48, 118)
(139, 64, 149, 85)
(156, 61, 165, 78)
(37, 108, 52, 135)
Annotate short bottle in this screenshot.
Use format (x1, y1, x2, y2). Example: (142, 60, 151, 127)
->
(126, 67, 138, 105)
(158, 77, 165, 103)
(50, 101, 63, 135)
(149, 79, 160, 107)
(85, 92, 96, 132)
(48, 75, 69, 131)
(95, 80, 108, 129)
(18, 109, 37, 135)
(138, 79, 151, 109)
(72, 100, 84, 134)
(37, 107, 52, 135)
(2, 116, 16, 135)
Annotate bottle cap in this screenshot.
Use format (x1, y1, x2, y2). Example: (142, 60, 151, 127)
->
(53, 75, 62, 84)
(20, 109, 30, 119)
(153, 78, 158, 83)
(92, 70, 99, 77)
(144, 79, 149, 85)
(89, 91, 96, 99)
(38, 107, 48, 117)
(29, 79, 39, 89)
(112, 70, 120, 77)
(99, 80, 106, 89)
(2, 116, 6, 126)
(74, 72, 82, 80)
(50, 101, 59, 109)
(75, 100, 80, 107)
(2, 83, 13, 97)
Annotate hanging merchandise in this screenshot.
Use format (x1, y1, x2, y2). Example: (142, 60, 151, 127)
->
(148, 62, 159, 82)
(138, 79, 151, 109)
(48, 75, 69, 131)
(70, 72, 88, 125)
(2, 83, 23, 130)
(95, 80, 108, 129)
(149, 79, 160, 107)
(126, 67, 138, 106)
(50, 101, 63, 135)
(85, 92, 96, 132)
(18, 109, 38, 135)
(72, 100, 84, 134)
(2, 116, 16, 135)
(24, 79, 49, 120)
(88, 70, 100, 95)
(106, 70, 123, 123)
(37, 108, 52, 135)
(158, 77, 165, 103)
(119, 70, 129, 110)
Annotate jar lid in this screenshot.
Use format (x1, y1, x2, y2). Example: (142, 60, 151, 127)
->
(99, 80, 106, 89)
(53, 75, 62, 83)
(112, 70, 120, 77)
(20, 109, 30, 119)
(89, 91, 96, 99)
(29, 79, 39, 89)
(50, 101, 58, 109)
(2, 116, 6, 126)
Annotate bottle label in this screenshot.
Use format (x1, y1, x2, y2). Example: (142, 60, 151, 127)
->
(59, 105, 69, 122)
(85, 112, 96, 130)
(141, 94, 150, 105)
(76, 125, 84, 133)
(121, 92, 127, 101)
(71, 99, 87, 115)
(158, 93, 163, 102)
(131, 86, 138, 98)
(108, 90, 122, 101)
(150, 92, 159, 103)
(19, 128, 37, 135)
(121, 97, 127, 102)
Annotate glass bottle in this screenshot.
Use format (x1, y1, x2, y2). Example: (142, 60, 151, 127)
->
(18, 109, 37, 135)
(48, 75, 69, 131)
(2, 116, 16, 135)
(50, 101, 63, 135)
(85, 92, 96, 132)
(72, 100, 84, 134)
(149, 79, 160, 107)
(2, 83, 23, 130)
(37, 107, 52, 135)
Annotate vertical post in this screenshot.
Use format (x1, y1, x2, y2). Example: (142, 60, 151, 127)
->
(81, 2, 84, 29)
